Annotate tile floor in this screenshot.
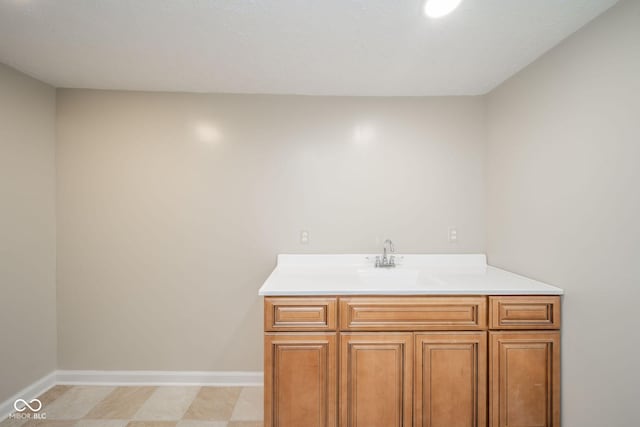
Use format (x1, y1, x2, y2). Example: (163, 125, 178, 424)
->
(1, 386, 263, 427)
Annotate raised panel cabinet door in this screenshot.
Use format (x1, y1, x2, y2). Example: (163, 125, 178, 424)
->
(340, 333, 413, 427)
(489, 332, 560, 427)
(265, 333, 337, 427)
(414, 332, 487, 427)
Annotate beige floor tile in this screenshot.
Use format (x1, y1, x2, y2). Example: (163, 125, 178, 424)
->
(85, 387, 155, 419)
(0, 417, 29, 427)
(44, 386, 115, 419)
(134, 387, 200, 421)
(227, 422, 263, 427)
(229, 388, 262, 422)
(38, 386, 73, 407)
(74, 420, 128, 427)
(182, 388, 241, 421)
(4, 385, 74, 424)
(126, 422, 177, 427)
(175, 422, 227, 427)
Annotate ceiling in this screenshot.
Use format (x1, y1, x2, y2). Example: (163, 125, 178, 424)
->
(0, 0, 618, 96)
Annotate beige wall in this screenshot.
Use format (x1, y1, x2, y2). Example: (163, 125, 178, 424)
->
(0, 64, 57, 401)
(56, 91, 486, 370)
(486, 0, 640, 425)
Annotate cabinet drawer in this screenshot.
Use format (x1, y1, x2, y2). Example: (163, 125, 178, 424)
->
(339, 296, 487, 331)
(489, 296, 560, 330)
(265, 297, 337, 331)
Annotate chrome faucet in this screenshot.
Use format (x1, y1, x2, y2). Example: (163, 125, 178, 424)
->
(375, 239, 396, 268)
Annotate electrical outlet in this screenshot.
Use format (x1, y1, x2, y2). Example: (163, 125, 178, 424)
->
(448, 227, 458, 243)
(300, 230, 309, 244)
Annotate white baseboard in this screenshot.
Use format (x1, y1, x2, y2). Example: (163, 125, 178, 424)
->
(0, 371, 56, 422)
(56, 370, 264, 387)
(1, 370, 263, 421)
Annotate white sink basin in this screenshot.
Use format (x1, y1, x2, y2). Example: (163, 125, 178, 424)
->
(356, 267, 421, 288)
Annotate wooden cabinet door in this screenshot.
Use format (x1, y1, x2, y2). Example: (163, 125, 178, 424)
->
(414, 332, 487, 427)
(489, 332, 560, 427)
(265, 333, 337, 427)
(340, 333, 413, 427)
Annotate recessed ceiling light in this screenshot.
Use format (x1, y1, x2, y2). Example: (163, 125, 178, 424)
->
(424, 0, 463, 19)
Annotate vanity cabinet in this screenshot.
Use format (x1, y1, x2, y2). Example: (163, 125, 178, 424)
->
(264, 295, 560, 427)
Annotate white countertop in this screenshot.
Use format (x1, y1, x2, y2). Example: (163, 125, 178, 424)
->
(258, 254, 564, 296)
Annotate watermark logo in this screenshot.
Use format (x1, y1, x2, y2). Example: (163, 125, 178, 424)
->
(14, 398, 42, 412)
(9, 398, 46, 420)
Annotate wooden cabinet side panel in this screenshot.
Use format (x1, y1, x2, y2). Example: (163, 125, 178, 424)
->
(414, 332, 487, 427)
(489, 331, 560, 427)
(340, 333, 413, 427)
(265, 333, 337, 427)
